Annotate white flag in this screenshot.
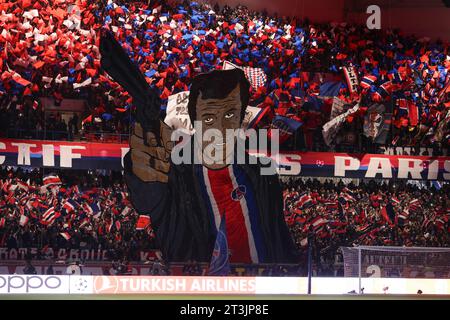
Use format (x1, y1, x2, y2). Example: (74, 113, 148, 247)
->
(322, 103, 360, 146)
(73, 77, 92, 89)
(19, 215, 29, 227)
(164, 91, 193, 134)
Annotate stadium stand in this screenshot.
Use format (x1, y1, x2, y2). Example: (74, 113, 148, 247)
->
(0, 0, 448, 153)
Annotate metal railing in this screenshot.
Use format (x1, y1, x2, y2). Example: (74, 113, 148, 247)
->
(5, 129, 69, 141)
(79, 132, 130, 143)
(5, 129, 130, 143)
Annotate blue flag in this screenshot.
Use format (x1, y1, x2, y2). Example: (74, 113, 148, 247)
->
(319, 81, 342, 97)
(208, 214, 230, 276)
(432, 181, 442, 190)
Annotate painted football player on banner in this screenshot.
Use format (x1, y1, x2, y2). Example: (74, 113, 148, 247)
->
(100, 30, 296, 264)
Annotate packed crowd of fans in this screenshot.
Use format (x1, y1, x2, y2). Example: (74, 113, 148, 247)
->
(0, 0, 449, 152)
(0, 166, 157, 262)
(282, 177, 450, 270)
(0, 0, 449, 273)
(1, 166, 449, 269)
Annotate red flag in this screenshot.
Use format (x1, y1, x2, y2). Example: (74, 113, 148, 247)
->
(155, 78, 164, 89)
(380, 204, 396, 226)
(106, 220, 113, 233)
(160, 87, 171, 99)
(21, 0, 32, 8)
(50, 8, 66, 20)
(359, 208, 367, 222)
(408, 101, 419, 126)
(82, 115, 93, 125)
(41, 207, 60, 225)
(16, 180, 29, 192)
(380, 206, 390, 223)
(86, 68, 96, 77)
(136, 215, 150, 230)
(12, 74, 31, 87)
(43, 175, 62, 187)
(23, 87, 32, 96)
(60, 232, 71, 240)
(33, 61, 45, 69)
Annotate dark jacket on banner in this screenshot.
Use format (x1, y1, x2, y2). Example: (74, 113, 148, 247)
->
(124, 152, 298, 264)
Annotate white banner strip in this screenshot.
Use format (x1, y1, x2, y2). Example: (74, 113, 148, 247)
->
(0, 275, 449, 295)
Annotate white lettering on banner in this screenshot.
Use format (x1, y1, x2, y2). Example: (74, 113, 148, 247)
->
(9, 249, 17, 260)
(444, 161, 450, 180)
(0, 248, 6, 260)
(117, 277, 188, 293)
(366, 5, 381, 30)
(69, 249, 79, 261)
(382, 147, 435, 156)
(2, 138, 450, 180)
(18, 248, 27, 258)
(427, 160, 439, 180)
(11, 143, 36, 166)
(0, 248, 147, 261)
(276, 154, 301, 175)
(0, 142, 5, 164)
(58, 249, 67, 260)
(80, 249, 90, 261)
(365, 158, 392, 178)
(397, 158, 423, 179)
(334, 156, 360, 177)
(93, 277, 258, 294)
(60, 145, 85, 167)
(42, 144, 55, 167)
(0, 264, 147, 276)
(343, 66, 359, 94)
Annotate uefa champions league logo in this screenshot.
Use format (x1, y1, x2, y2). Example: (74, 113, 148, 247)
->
(73, 277, 88, 292)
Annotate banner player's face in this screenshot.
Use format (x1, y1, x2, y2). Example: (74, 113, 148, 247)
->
(196, 85, 242, 169)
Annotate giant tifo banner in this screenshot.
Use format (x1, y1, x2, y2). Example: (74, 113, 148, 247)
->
(1, 138, 450, 180)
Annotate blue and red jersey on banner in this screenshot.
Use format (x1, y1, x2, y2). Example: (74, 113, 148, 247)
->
(195, 164, 267, 264)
